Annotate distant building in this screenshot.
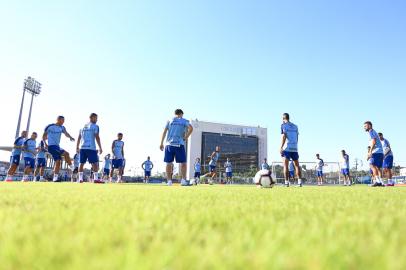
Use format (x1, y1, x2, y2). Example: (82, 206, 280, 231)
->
(187, 120, 267, 179)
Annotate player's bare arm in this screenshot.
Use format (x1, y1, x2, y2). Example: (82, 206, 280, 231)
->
(64, 129, 75, 142)
(76, 133, 82, 153)
(280, 134, 287, 154)
(160, 128, 168, 151)
(96, 134, 102, 155)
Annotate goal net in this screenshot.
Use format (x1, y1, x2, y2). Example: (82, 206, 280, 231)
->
(271, 161, 342, 185)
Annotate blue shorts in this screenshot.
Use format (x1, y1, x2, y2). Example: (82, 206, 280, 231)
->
(104, 168, 110, 175)
(36, 158, 46, 168)
(79, 149, 99, 164)
(24, 157, 35, 169)
(226, 172, 232, 178)
(164, 145, 186, 163)
(370, 153, 384, 169)
(48, 145, 65, 161)
(112, 159, 124, 169)
(289, 171, 294, 177)
(209, 165, 216, 172)
(10, 155, 21, 166)
(282, 151, 299, 161)
(145, 171, 151, 177)
(383, 155, 393, 169)
(194, 172, 201, 178)
(316, 171, 323, 177)
(341, 168, 350, 176)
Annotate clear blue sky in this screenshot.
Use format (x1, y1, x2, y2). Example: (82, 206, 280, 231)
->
(0, 0, 405, 173)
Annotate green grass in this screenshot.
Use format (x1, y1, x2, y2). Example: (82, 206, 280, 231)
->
(0, 183, 405, 270)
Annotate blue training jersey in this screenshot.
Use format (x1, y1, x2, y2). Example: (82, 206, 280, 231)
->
(143, 160, 153, 171)
(209, 152, 220, 166)
(104, 158, 112, 169)
(225, 161, 232, 173)
(341, 154, 350, 169)
(369, 129, 383, 154)
(23, 139, 37, 159)
(73, 154, 80, 168)
(79, 123, 100, 150)
(112, 140, 124, 159)
(281, 122, 299, 152)
(261, 163, 270, 170)
(45, 124, 66, 146)
(195, 162, 201, 172)
(289, 161, 295, 172)
(381, 139, 393, 157)
(12, 136, 25, 156)
(36, 140, 47, 159)
(165, 117, 190, 147)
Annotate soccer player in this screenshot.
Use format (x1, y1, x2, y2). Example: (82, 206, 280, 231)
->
(288, 159, 295, 181)
(76, 113, 103, 183)
(364, 121, 384, 187)
(43, 116, 75, 182)
(315, 154, 325, 186)
(202, 146, 221, 183)
(194, 158, 201, 184)
(110, 133, 125, 183)
(378, 133, 394, 186)
(5, 131, 28, 182)
(103, 154, 112, 181)
(34, 140, 47, 181)
(224, 158, 233, 184)
(261, 158, 270, 170)
(22, 132, 38, 182)
(71, 153, 80, 182)
(340, 150, 351, 186)
(280, 113, 303, 187)
(142, 157, 154, 183)
(159, 109, 193, 186)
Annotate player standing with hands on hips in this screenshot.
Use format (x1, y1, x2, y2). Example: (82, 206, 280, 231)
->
(160, 109, 193, 186)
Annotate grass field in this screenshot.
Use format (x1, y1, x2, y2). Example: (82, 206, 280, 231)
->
(0, 183, 405, 270)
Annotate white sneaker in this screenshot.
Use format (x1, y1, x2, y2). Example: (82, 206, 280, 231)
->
(167, 180, 173, 186)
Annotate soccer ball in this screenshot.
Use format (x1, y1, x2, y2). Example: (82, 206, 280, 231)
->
(254, 169, 275, 188)
(208, 179, 214, 185)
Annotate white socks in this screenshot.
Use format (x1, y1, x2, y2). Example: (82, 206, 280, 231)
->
(298, 179, 303, 185)
(78, 172, 84, 182)
(93, 173, 99, 181)
(53, 174, 59, 181)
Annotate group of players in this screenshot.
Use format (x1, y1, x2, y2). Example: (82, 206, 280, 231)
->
(4, 110, 395, 187)
(5, 114, 127, 183)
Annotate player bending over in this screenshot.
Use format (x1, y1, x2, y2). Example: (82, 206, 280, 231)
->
(379, 133, 395, 186)
(202, 146, 221, 184)
(340, 150, 351, 186)
(76, 113, 103, 183)
(261, 158, 270, 170)
(364, 121, 384, 187)
(224, 158, 233, 184)
(43, 116, 75, 182)
(22, 132, 38, 182)
(280, 113, 303, 187)
(315, 154, 325, 186)
(5, 131, 28, 182)
(159, 109, 193, 186)
(110, 133, 125, 183)
(142, 157, 154, 183)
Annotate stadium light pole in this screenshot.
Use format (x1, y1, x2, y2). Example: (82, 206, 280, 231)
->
(25, 78, 42, 133)
(14, 77, 42, 137)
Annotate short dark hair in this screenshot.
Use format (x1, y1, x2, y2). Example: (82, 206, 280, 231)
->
(57, 115, 65, 120)
(283, 113, 290, 120)
(175, 109, 184, 115)
(118, 133, 123, 136)
(32, 132, 37, 135)
(342, 150, 346, 153)
(364, 121, 372, 127)
(378, 132, 383, 136)
(90, 113, 98, 118)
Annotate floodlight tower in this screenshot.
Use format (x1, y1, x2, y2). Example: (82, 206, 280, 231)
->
(15, 77, 42, 138)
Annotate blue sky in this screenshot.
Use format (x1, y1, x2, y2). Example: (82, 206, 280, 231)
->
(0, 0, 405, 174)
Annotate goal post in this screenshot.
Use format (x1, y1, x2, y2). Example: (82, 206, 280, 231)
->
(271, 161, 342, 185)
